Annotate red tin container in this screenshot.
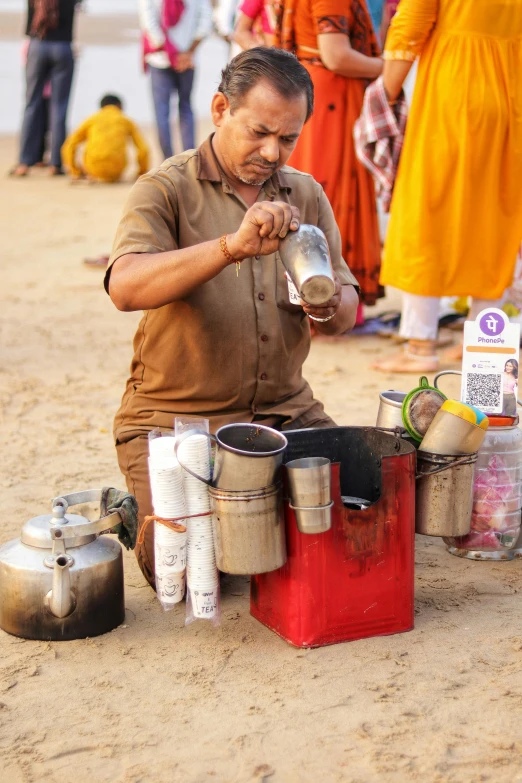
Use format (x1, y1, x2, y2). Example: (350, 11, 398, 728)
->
(250, 427, 416, 648)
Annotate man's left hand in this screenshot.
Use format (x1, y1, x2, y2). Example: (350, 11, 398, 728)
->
(175, 52, 194, 72)
(300, 273, 342, 321)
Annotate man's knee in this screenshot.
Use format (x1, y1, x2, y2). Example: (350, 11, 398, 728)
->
(116, 435, 156, 589)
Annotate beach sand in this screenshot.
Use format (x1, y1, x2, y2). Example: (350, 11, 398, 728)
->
(1, 14, 522, 783)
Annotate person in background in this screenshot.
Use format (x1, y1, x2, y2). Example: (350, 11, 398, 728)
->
(11, 0, 80, 177)
(139, 0, 214, 160)
(365, 0, 384, 41)
(372, 0, 522, 372)
(62, 94, 150, 183)
(273, 0, 383, 325)
(20, 37, 51, 167)
(379, 0, 398, 43)
(232, 0, 275, 50)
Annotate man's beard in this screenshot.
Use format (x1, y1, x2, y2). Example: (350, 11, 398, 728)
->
(232, 156, 278, 186)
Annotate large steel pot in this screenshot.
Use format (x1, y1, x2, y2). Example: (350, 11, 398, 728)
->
(415, 452, 477, 537)
(209, 483, 286, 574)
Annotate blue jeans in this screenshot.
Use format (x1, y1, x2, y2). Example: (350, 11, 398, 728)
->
(19, 40, 75, 168)
(150, 66, 195, 159)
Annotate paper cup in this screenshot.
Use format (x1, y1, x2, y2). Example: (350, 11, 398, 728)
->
(191, 586, 219, 618)
(156, 571, 186, 604)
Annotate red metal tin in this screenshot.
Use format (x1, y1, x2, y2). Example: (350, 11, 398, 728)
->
(250, 428, 415, 648)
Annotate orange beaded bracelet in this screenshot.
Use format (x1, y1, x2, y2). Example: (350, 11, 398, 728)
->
(219, 234, 241, 277)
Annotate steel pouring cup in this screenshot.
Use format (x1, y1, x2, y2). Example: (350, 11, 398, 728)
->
(376, 391, 407, 429)
(286, 457, 331, 508)
(175, 423, 288, 491)
(290, 501, 334, 535)
(278, 224, 336, 306)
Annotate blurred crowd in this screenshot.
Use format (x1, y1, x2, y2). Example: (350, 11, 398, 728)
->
(9, 0, 522, 370)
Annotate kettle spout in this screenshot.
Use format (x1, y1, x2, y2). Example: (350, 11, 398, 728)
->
(48, 556, 75, 618)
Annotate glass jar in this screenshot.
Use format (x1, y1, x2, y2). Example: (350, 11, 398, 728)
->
(445, 418, 522, 560)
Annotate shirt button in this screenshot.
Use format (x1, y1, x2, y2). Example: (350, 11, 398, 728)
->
(258, 293, 265, 301)
(261, 334, 268, 342)
(260, 373, 268, 381)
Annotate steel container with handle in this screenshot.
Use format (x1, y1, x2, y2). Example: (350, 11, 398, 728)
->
(278, 224, 336, 306)
(175, 423, 287, 491)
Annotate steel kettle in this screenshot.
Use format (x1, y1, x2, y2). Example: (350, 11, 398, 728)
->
(0, 489, 126, 641)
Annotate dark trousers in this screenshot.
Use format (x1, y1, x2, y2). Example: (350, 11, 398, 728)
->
(19, 39, 74, 168)
(150, 65, 195, 159)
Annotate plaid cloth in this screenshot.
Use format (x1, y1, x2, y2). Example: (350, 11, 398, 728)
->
(353, 75, 408, 212)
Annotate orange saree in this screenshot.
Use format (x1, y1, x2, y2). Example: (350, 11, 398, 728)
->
(274, 0, 383, 305)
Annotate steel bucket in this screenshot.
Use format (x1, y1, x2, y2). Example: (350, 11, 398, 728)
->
(278, 224, 336, 305)
(415, 451, 477, 537)
(376, 390, 407, 430)
(176, 423, 288, 491)
(209, 483, 286, 574)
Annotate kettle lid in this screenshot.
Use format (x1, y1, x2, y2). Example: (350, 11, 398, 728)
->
(21, 506, 95, 549)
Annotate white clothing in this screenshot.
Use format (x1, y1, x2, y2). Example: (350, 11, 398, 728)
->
(399, 293, 503, 341)
(139, 0, 213, 68)
(212, 0, 240, 37)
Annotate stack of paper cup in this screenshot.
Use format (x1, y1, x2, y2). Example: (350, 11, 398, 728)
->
(177, 433, 219, 618)
(148, 439, 186, 520)
(148, 435, 187, 606)
(176, 433, 212, 513)
(186, 516, 219, 618)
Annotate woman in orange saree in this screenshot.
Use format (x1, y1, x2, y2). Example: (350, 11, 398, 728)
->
(274, 0, 383, 313)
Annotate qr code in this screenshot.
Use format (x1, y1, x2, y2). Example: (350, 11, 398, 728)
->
(464, 373, 502, 410)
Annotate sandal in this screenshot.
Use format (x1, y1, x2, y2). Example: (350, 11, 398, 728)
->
(371, 339, 440, 373)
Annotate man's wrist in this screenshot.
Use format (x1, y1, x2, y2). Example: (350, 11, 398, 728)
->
(223, 232, 244, 262)
(308, 312, 336, 323)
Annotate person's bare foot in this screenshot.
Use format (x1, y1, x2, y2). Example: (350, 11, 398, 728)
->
(371, 339, 439, 373)
(49, 166, 65, 176)
(8, 164, 29, 177)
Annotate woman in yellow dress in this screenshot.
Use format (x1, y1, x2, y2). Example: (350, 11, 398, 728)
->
(373, 0, 522, 372)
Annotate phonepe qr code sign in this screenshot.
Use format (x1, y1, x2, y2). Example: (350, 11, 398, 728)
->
(461, 308, 520, 415)
(464, 372, 502, 411)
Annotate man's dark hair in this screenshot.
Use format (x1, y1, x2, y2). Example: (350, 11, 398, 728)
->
(218, 47, 314, 121)
(100, 94, 123, 109)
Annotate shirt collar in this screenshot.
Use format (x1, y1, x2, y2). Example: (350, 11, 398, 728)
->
(197, 134, 292, 195)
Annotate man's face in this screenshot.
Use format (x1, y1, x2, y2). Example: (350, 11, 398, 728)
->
(212, 80, 308, 186)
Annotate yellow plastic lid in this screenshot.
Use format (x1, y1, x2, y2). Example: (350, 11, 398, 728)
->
(441, 400, 489, 430)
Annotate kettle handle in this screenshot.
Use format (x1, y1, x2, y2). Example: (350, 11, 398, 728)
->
(174, 428, 216, 486)
(51, 489, 124, 538)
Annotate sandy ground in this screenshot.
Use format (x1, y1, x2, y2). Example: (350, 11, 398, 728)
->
(1, 35, 522, 782)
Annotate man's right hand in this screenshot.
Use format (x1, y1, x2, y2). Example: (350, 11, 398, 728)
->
(227, 201, 300, 261)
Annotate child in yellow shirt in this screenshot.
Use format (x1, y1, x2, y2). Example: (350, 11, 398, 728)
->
(62, 95, 149, 183)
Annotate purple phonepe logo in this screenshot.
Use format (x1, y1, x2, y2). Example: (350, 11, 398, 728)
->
(479, 312, 505, 336)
